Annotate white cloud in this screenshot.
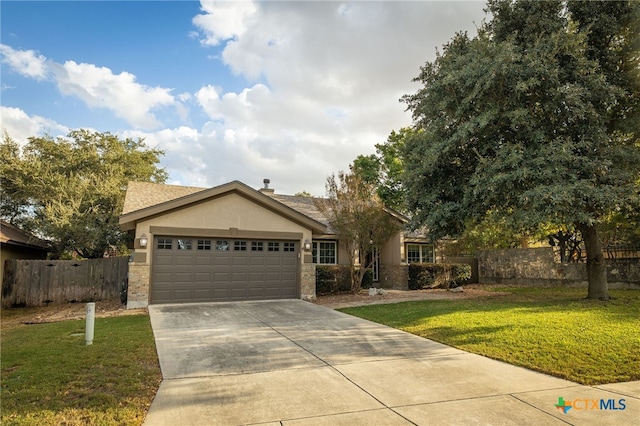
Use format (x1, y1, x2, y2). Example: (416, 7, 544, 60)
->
(0, 106, 68, 145)
(193, 0, 257, 46)
(189, 1, 487, 194)
(51, 61, 176, 130)
(2, 2, 488, 196)
(1, 45, 182, 130)
(0, 44, 48, 80)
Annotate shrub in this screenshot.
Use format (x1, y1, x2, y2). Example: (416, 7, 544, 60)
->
(408, 263, 472, 290)
(316, 265, 351, 294)
(316, 265, 375, 293)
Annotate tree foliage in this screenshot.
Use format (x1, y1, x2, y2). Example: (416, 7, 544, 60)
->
(402, 0, 640, 299)
(352, 127, 415, 213)
(1, 130, 167, 258)
(314, 171, 402, 293)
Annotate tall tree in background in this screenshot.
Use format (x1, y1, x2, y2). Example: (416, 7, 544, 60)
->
(352, 128, 414, 213)
(402, 0, 640, 300)
(1, 130, 167, 258)
(315, 171, 402, 292)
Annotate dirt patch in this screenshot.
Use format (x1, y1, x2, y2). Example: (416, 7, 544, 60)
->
(313, 284, 503, 309)
(1, 299, 147, 329)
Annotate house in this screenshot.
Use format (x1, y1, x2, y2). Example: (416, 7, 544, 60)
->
(1, 220, 50, 283)
(119, 180, 434, 308)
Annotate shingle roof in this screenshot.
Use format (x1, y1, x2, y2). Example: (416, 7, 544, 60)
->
(120, 181, 329, 233)
(121, 181, 424, 238)
(122, 181, 206, 214)
(267, 194, 330, 227)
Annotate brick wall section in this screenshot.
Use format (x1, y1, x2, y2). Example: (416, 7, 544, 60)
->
(477, 247, 640, 289)
(300, 263, 316, 301)
(378, 264, 409, 289)
(127, 263, 150, 309)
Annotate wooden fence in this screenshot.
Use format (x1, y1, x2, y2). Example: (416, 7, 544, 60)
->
(2, 257, 129, 307)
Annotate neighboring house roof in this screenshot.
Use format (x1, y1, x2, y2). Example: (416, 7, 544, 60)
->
(0, 220, 50, 251)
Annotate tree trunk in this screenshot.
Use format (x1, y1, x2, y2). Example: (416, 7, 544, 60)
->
(576, 223, 609, 300)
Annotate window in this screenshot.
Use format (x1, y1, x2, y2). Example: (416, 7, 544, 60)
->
(407, 244, 434, 263)
(283, 242, 295, 252)
(313, 241, 336, 264)
(216, 240, 230, 251)
(157, 238, 172, 250)
(197, 240, 211, 250)
(251, 241, 264, 251)
(234, 241, 247, 251)
(268, 242, 280, 252)
(177, 239, 192, 250)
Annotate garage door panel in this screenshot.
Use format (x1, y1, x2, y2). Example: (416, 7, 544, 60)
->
(282, 271, 297, 281)
(173, 254, 193, 266)
(282, 257, 297, 267)
(194, 272, 211, 281)
(249, 272, 265, 281)
(194, 255, 211, 266)
(151, 237, 299, 304)
(231, 257, 249, 266)
(174, 272, 193, 282)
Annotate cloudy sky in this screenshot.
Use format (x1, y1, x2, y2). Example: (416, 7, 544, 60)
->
(1, 1, 487, 195)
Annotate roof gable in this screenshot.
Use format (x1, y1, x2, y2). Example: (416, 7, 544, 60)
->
(119, 181, 327, 233)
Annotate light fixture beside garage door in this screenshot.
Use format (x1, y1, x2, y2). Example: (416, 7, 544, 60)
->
(138, 233, 148, 247)
(303, 239, 312, 251)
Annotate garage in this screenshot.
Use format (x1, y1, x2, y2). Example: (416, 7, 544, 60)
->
(151, 236, 299, 304)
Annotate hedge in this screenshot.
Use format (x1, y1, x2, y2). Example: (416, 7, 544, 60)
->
(408, 263, 472, 290)
(316, 265, 373, 294)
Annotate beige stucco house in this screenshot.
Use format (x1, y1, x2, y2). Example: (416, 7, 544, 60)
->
(119, 180, 433, 308)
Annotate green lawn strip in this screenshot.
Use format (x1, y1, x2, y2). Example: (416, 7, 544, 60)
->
(340, 287, 640, 385)
(1, 314, 162, 426)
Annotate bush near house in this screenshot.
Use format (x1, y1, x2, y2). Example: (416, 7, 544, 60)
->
(316, 265, 373, 294)
(408, 263, 472, 290)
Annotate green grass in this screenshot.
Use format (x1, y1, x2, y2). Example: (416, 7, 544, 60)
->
(340, 286, 640, 385)
(1, 313, 162, 425)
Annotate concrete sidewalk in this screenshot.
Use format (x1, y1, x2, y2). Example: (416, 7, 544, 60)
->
(145, 300, 639, 425)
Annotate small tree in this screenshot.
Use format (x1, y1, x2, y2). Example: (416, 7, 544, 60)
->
(314, 171, 402, 293)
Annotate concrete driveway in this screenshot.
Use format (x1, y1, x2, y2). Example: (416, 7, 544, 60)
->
(145, 300, 639, 425)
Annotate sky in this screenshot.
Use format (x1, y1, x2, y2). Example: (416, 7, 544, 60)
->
(1, 1, 487, 196)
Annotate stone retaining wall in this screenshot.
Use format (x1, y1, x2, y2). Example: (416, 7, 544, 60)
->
(477, 247, 640, 289)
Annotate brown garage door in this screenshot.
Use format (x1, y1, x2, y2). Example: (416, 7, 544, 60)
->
(151, 237, 298, 304)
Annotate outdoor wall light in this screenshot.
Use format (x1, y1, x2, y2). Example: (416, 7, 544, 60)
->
(303, 239, 312, 252)
(139, 233, 148, 248)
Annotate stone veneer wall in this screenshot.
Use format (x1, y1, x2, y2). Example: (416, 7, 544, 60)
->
(127, 262, 150, 309)
(300, 263, 317, 301)
(378, 264, 409, 289)
(477, 247, 640, 289)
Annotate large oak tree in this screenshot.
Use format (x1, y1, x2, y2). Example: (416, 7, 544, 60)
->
(1, 130, 167, 258)
(402, 0, 640, 299)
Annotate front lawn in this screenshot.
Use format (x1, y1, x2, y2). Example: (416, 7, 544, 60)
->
(340, 286, 640, 385)
(1, 312, 161, 425)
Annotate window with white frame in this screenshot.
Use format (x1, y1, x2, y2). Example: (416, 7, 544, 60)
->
(406, 244, 434, 263)
(312, 241, 336, 264)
